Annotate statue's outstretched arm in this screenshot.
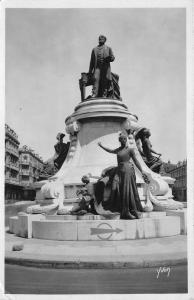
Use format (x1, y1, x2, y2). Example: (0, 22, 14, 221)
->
(98, 142, 118, 154)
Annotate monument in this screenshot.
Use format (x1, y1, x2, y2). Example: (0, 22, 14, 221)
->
(9, 35, 185, 241)
(79, 35, 121, 101)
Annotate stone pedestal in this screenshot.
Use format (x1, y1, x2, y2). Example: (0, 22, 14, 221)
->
(31, 216, 181, 241)
(9, 209, 185, 241)
(26, 98, 183, 215)
(54, 99, 140, 185)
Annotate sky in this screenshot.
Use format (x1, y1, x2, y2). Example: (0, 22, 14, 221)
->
(5, 7, 186, 163)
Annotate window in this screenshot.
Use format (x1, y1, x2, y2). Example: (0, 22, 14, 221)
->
(21, 175, 29, 181)
(22, 165, 29, 170)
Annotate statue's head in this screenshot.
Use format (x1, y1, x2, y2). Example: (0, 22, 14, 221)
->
(118, 132, 127, 145)
(81, 175, 90, 184)
(135, 127, 150, 140)
(56, 132, 65, 141)
(126, 128, 134, 136)
(98, 35, 107, 45)
(143, 128, 151, 138)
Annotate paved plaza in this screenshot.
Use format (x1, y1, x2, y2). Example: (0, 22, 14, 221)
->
(5, 229, 187, 269)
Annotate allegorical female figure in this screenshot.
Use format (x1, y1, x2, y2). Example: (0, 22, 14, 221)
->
(97, 132, 148, 219)
(54, 133, 70, 170)
(135, 128, 162, 173)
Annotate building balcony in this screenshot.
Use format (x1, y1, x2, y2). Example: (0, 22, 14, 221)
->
(5, 124, 19, 140)
(9, 162, 19, 171)
(5, 178, 20, 185)
(5, 147, 19, 157)
(31, 163, 40, 169)
(20, 170, 30, 176)
(20, 159, 30, 165)
(20, 181, 30, 186)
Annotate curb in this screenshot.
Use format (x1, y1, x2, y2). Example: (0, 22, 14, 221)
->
(5, 256, 187, 269)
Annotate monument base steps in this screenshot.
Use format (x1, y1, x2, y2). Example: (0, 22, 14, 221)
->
(8, 210, 186, 241)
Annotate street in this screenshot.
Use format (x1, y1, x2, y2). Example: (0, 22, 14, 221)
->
(5, 264, 187, 294)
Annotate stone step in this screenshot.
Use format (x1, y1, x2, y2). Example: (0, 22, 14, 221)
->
(166, 209, 187, 234)
(45, 211, 166, 221)
(9, 214, 45, 238)
(47, 215, 78, 221)
(8, 211, 167, 238)
(31, 216, 181, 241)
(9, 216, 18, 234)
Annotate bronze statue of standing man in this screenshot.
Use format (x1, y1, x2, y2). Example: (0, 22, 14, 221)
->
(89, 35, 115, 98)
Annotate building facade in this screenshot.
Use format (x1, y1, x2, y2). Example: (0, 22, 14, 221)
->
(162, 160, 177, 173)
(19, 145, 44, 187)
(5, 124, 44, 201)
(164, 160, 187, 202)
(5, 124, 23, 200)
